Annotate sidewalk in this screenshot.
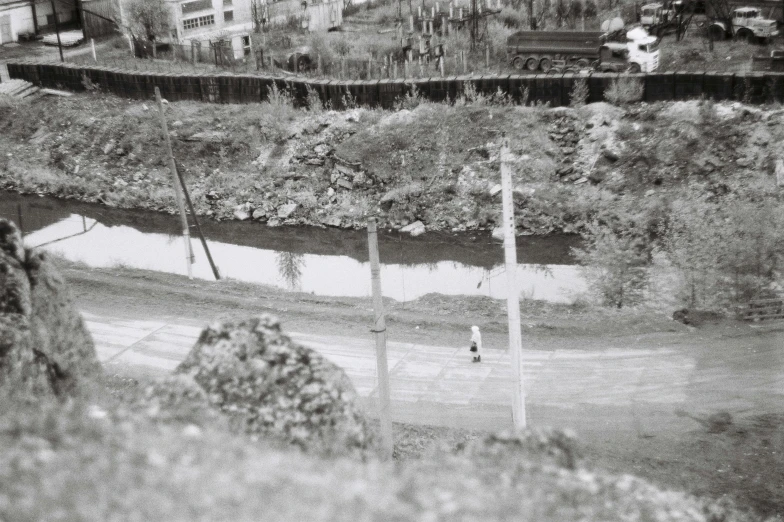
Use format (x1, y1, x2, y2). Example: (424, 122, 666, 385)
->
(83, 310, 723, 432)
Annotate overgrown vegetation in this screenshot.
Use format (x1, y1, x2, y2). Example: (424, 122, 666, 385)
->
(0, 375, 778, 521)
(604, 77, 645, 106)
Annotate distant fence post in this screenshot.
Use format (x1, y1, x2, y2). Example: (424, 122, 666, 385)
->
(91, 38, 96, 62)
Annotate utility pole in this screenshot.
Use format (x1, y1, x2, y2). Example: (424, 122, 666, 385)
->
(50, 0, 64, 62)
(155, 87, 194, 279)
(367, 217, 393, 459)
(500, 137, 527, 430)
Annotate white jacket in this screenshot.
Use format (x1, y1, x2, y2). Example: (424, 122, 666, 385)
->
(470, 326, 482, 355)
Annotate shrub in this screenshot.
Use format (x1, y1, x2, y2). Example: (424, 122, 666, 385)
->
(569, 78, 589, 107)
(306, 85, 323, 112)
(604, 77, 644, 105)
(572, 220, 651, 308)
(662, 196, 784, 308)
(394, 86, 424, 111)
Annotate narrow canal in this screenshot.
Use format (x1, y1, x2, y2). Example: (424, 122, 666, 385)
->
(0, 191, 586, 303)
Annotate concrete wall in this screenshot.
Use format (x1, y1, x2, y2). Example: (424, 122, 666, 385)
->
(33, 0, 77, 31)
(0, 2, 35, 43)
(7, 61, 784, 108)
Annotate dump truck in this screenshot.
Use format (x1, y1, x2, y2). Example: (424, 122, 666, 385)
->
(506, 27, 660, 73)
(708, 6, 778, 43)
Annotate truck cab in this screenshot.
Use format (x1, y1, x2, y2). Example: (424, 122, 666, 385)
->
(710, 7, 778, 42)
(640, 3, 667, 28)
(605, 27, 659, 72)
(599, 36, 659, 72)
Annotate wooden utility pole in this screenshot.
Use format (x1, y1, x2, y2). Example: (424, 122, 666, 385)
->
(174, 164, 221, 281)
(50, 0, 64, 62)
(155, 87, 194, 279)
(500, 137, 527, 429)
(367, 218, 393, 459)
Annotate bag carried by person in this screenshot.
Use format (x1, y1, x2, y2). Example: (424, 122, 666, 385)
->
(470, 342, 478, 353)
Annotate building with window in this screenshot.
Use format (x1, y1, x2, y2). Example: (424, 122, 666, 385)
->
(0, 0, 78, 44)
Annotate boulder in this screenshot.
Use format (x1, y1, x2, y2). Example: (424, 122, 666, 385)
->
(0, 219, 101, 398)
(175, 315, 372, 453)
(277, 203, 298, 219)
(489, 184, 502, 197)
(776, 159, 784, 188)
(233, 205, 251, 221)
(400, 220, 426, 237)
(462, 427, 580, 470)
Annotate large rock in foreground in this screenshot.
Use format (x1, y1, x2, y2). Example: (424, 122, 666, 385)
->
(176, 315, 372, 454)
(0, 219, 101, 397)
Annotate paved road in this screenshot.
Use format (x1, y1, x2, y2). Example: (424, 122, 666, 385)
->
(84, 310, 784, 433)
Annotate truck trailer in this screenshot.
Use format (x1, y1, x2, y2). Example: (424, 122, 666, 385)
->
(506, 29, 660, 73)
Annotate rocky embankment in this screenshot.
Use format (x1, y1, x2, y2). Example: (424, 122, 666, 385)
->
(1, 94, 782, 236)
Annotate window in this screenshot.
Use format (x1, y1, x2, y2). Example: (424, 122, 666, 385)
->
(223, 0, 232, 6)
(223, 9, 233, 21)
(182, 0, 212, 15)
(183, 14, 215, 29)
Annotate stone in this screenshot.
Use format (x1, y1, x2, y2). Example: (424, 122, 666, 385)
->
(314, 143, 332, 156)
(489, 184, 502, 197)
(185, 131, 229, 143)
(562, 147, 575, 155)
(266, 218, 282, 227)
(330, 171, 340, 184)
(352, 171, 367, 185)
(776, 159, 784, 187)
(736, 157, 752, 168)
(305, 158, 325, 166)
(172, 120, 183, 127)
(602, 149, 619, 162)
(587, 170, 606, 184)
(574, 177, 589, 185)
(252, 209, 266, 220)
(337, 178, 354, 190)
(462, 428, 579, 470)
(705, 155, 724, 169)
(277, 203, 298, 219)
(176, 315, 372, 453)
(0, 219, 101, 398)
(327, 187, 335, 197)
(233, 204, 251, 221)
(321, 216, 342, 227)
(491, 227, 504, 241)
(557, 165, 574, 177)
(102, 141, 115, 155)
(400, 220, 426, 237)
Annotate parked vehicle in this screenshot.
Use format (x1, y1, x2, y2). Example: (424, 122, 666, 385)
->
(506, 26, 660, 73)
(750, 49, 784, 71)
(640, 0, 692, 36)
(708, 6, 778, 43)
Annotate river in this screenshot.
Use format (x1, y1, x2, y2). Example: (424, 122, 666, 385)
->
(0, 191, 586, 303)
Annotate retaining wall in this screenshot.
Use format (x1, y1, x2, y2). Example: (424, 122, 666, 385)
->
(7, 61, 784, 108)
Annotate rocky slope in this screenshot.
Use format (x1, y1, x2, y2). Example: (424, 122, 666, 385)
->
(1, 93, 782, 236)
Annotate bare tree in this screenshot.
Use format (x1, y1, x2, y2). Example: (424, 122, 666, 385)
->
(125, 0, 171, 54)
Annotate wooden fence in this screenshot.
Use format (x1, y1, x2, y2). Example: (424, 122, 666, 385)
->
(6, 61, 784, 109)
(741, 297, 784, 322)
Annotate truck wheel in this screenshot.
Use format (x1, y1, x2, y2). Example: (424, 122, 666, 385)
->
(525, 57, 538, 71)
(576, 59, 590, 68)
(512, 56, 525, 70)
(708, 26, 726, 41)
(627, 63, 641, 73)
(539, 58, 552, 72)
(735, 29, 754, 43)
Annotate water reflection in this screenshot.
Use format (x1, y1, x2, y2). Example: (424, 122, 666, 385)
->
(0, 192, 587, 303)
(276, 251, 306, 290)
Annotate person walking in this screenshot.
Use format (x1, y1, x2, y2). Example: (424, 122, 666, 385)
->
(470, 325, 482, 363)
